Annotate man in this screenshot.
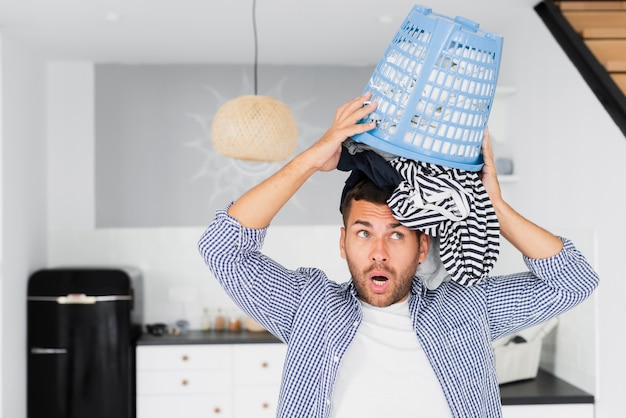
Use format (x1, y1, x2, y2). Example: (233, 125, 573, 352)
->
(198, 93, 599, 417)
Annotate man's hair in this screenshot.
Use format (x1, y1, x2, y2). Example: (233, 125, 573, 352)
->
(340, 179, 393, 226)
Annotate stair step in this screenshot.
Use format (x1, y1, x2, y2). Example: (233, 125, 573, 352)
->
(610, 73, 626, 94)
(606, 61, 626, 72)
(558, 1, 626, 11)
(582, 27, 626, 39)
(563, 11, 626, 32)
(585, 39, 626, 62)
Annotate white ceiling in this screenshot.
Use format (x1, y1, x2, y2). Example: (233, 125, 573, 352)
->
(0, 0, 539, 66)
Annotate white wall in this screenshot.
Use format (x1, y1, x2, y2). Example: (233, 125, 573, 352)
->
(7, 2, 626, 417)
(0, 35, 47, 418)
(0, 33, 4, 416)
(47, 63, 95, 231)
(497, 6, 626, 417)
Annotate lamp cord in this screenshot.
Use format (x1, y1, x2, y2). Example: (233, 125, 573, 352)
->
(252, 0, 258, 95)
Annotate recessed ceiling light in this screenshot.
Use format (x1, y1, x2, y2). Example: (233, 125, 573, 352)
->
(379, 15, 394, 25)
(105, 12, 121, 23)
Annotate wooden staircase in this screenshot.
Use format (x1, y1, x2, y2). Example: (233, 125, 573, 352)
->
(536, 0, 626, 137)
(557, 1, 626, 94)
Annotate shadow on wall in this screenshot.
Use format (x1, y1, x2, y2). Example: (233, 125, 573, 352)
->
(95, 64, 373, 228)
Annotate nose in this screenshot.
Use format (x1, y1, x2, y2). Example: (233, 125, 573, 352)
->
(370, 237, 389, 263)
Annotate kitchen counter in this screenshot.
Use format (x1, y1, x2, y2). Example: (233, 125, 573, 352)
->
(136, 330, 594, 407)
(137, 329, 281, 345)
(500, 368, 593, 405)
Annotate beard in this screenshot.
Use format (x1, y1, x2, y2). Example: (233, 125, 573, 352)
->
(346, 258, 418, 307)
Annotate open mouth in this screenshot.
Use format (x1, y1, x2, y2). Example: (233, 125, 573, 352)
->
(371, 276, 388, 287)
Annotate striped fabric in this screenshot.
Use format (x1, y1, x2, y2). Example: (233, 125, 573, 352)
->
(388, 158, 500, 286)
(198, 209, 599, 418)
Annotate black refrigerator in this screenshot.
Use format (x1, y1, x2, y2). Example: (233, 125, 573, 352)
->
(27, 267, 143, 418)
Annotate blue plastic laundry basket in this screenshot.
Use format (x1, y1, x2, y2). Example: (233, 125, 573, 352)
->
(352, 5, 503, 171)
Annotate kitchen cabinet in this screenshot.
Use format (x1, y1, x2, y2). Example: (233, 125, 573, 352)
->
(136, 344, 234, 417)
(232, 344, 286, 417)
(137, 332, 593, 417)
(502, 403, 593, 418)
(136, 333, 286, 418)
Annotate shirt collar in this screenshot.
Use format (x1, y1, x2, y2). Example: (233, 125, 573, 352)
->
(411, 276, 425, 296)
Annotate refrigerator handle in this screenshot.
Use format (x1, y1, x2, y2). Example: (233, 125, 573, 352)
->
(30, 348, 68, 354)
(57, 294, 96, 304)
(28, 294, 132, 304)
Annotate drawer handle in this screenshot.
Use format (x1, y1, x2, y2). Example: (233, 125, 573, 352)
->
(261, 361, 269, 368)
(181, 379, 188, 386)
(181, 355, 189, 362)
(213, 406, 221, 414)
(262, 402, 269, 409)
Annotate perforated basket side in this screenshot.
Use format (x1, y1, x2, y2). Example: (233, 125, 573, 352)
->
(352, 5, 503, 171)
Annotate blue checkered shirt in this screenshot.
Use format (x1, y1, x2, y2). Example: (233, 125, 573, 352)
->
(198, 208, 599, 417)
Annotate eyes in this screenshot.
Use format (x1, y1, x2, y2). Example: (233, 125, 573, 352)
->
(390, 231, 404, 240)
(356, 230, 404, 240)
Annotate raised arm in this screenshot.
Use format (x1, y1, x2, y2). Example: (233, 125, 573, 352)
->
(480, 129, 564, 259)
(228, 93, 377, 229)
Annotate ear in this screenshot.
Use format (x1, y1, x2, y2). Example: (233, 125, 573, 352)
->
(417, 233, 430, 264)
(339, 227, 347, 259)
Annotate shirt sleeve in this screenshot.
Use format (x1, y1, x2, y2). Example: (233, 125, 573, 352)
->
(486, 237, 599, 341)
(197, 206, 309, 342)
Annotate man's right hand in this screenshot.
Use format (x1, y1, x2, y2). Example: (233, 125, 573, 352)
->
(227, 93, 378, 229)
(306, 92, 378, 173)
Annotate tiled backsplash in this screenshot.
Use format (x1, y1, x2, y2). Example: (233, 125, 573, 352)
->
(47, 225, 350, 328)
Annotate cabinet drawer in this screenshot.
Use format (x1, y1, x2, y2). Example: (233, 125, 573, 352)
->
(234, 385, 281, 417)
(502, 403, 593, 418)
(137, 344, 232, 371)
(232, 343, 286, 384)
(137, 370, 232, 395)
(137, 393, 232, 418)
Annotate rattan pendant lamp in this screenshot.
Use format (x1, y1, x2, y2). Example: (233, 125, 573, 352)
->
(210, 0, 298, 162)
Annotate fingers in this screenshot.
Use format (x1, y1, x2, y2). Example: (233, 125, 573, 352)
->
(316, 93, 377, 154)
(482, 128, 492, 152)
(335, 92, 376, 125)
(349, 117, 378, 136)
(480, 128, 500, 191)
(481, 128, 496, 167)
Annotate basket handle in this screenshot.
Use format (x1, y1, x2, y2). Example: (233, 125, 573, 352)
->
(454, 16, 480, 32)
(413, 5, 433, 15)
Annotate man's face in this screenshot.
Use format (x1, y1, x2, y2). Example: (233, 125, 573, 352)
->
(340, 199, 429, 307)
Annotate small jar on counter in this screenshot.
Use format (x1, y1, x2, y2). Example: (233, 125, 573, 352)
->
(228, 309, 242, 332)
(200, 308, 212, 331)
(214, 307, 227, 331)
